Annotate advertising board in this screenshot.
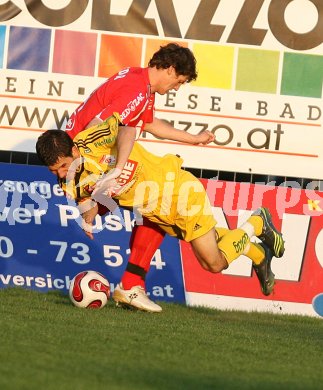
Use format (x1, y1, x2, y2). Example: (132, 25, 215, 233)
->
(0, 162, 185, 303)
(0, 0, 322, 177)
(1, 162, 323, 317)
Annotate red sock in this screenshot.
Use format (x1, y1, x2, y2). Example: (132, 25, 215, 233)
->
(121, 218, 165, 290)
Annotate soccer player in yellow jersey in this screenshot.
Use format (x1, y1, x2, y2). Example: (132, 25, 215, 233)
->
(36, 114, 285, 312)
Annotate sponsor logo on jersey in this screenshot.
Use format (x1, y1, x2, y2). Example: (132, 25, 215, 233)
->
(120, 93, 145, 121)
(112, 159, 138, 195)
(65, 116, 75, 130)
(99, 154, 116, 166)
(93, 136, 115, 148)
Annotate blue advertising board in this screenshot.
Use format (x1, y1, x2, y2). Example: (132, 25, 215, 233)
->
(0, 163, 185, 304)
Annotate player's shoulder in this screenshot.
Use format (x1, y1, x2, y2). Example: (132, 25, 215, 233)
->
(102, 67, 148, 98)
(121, 67, 147, 83)
(128, 66, 146, 76)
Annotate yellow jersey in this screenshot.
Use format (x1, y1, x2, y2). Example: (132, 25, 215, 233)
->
(61, 119, 216, 241)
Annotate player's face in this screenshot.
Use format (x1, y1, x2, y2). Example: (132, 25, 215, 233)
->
(48, 147, 80, 179)
(48, 156, 75, 179)
(158, 67, 189, 94)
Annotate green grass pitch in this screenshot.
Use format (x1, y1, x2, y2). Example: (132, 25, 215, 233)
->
(0, 288, 322, 390)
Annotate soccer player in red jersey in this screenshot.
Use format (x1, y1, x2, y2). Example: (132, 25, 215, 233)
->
(66, 43, 214, 192)
(63, 43, 214, 312)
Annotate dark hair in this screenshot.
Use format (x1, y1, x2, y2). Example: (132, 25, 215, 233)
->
(148, 43, 197, 82)
(36, 129, 74, 166)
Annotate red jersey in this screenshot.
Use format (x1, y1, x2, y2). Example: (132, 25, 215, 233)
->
(65, 67, 155, 139)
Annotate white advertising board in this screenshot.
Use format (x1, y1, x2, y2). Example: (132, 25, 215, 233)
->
(0, 0, 322, 177)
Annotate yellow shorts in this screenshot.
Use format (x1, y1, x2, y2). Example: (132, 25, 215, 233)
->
(142, 170, 217, 242)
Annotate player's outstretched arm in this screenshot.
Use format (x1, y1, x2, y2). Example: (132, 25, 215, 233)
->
(144, 117, 214, 145)
(115, 125, 137, 170)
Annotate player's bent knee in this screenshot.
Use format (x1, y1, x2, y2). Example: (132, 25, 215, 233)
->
(200, 254, 228, 274)
(202, 263, 224, 273)
(200, 263, 220, 273)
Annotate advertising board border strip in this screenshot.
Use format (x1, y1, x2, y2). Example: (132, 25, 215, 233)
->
(0, 149, 322, 191)
(185, 292, 320, 318)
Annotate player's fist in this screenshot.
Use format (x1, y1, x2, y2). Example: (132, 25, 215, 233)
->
(194, 130, 215, 145)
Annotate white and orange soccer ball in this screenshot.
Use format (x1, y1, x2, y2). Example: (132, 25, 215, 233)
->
(69, 270, 111, 308)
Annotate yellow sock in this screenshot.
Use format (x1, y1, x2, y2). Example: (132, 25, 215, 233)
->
(217, 228, 250, 265)
(247, 216, 264, 237)
(215, 227, 228, 242)
(245, 242, 265, 265)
